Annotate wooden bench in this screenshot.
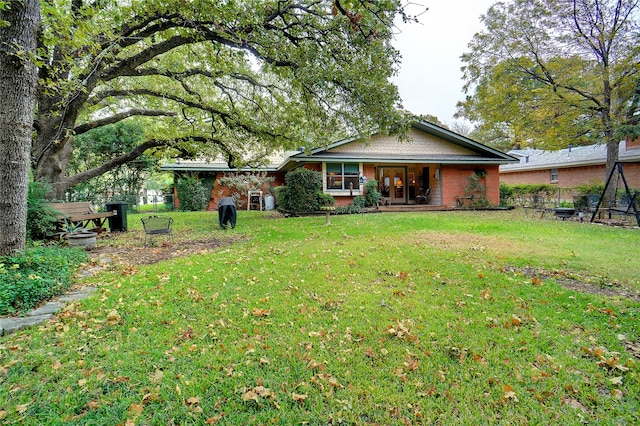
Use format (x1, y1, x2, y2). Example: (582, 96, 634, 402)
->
(48, 202, 115, 233)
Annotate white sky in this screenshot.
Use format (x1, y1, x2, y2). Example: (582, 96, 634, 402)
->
(391, 0, 497, 126)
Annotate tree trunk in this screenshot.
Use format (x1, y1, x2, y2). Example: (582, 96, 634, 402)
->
(0, 0, 40, 255)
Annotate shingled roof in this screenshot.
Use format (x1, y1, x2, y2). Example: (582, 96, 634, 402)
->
(500, 141, 640, 173)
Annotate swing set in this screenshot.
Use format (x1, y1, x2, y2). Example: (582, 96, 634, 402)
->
(590, 162, 640, 227)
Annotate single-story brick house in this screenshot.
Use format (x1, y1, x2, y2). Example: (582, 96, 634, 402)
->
(161, 120, 518, 210)
(500, 139, 640, 188)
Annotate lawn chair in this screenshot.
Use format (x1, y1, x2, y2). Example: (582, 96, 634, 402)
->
(141, 215, 173, 246)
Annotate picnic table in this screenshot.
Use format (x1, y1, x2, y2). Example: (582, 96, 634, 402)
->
(48, 202, 115, 233)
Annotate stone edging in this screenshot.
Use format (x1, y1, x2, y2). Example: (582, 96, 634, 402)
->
(0, 256, 111, 337)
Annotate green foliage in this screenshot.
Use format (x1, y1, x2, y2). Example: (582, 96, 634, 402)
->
(499, 182, 514, 207)
(33, 0, 416, 197)
(458, 170, 490, 208)
(573, 182, 605, 210)
(501, 183, 557, 208)
(276, 168, 334, 213)
(459, 0, 640, 153)
(363, 179, 381, 207)
(335, 196, 367, 214)
(68, 121, 155, 207)
(0, 246, 87, 316)
(26, 181, 58, 241)
(176, 175, 209, 211)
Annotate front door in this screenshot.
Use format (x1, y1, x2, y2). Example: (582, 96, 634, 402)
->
(381, 167, 406, 204)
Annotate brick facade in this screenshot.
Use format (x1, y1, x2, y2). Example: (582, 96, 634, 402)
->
(501, 163, 640, 188)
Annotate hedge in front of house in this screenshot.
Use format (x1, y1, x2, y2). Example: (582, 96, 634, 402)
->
(275, 168, 334, 213)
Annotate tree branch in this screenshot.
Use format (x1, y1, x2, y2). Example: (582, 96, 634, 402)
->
(74, 109, 177, 135)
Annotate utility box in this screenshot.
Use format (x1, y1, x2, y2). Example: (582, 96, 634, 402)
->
(106, 201, 128, 232)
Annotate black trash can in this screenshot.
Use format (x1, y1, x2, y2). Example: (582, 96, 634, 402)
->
(217, 197, 237, 229)
(106, 201, 128, 232)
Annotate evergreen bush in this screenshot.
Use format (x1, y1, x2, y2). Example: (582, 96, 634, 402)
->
(363, 179, 381, 207)
(276, 168, 334, 213)
(176, 175, 209, 211)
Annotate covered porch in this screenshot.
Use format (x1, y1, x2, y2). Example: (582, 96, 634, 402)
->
(367, 164, 442, 207)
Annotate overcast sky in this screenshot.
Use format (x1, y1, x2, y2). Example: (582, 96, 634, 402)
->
(391, 0, 497, 126)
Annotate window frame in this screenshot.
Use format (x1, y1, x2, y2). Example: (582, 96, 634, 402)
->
(323, 162, 363, 196)
(550, 168, 559, 183)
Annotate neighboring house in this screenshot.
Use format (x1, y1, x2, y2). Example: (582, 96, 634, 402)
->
(161, 120, 518, 210)
(500, 139, 640, 188)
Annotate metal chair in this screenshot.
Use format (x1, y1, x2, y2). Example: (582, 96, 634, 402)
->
(416, 188, 430, 204)
(141, 215, 174, 246)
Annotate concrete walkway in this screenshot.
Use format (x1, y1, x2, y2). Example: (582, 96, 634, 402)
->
(0, 256, 111, 337)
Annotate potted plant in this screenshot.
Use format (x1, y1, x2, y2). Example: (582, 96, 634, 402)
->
(63, 219, 97, 249)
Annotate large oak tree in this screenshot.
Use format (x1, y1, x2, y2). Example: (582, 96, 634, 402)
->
(458, 0, 640, 195)
(1, 0, 416, 254)
(0, 0, 40, 255)
(33, 0, 415, 199)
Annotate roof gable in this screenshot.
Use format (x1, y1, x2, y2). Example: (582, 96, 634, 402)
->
(331, 128, 477, 156)
(287, 120, 517, 165)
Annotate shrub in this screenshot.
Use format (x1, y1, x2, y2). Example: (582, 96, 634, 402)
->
(176, 174, 209, 211)
(363, 179, 381, 207)
(501, 183, 556, 207)
(499, 182, 514, 207)
(27, 181, 59, 241)
(0, 247, 88, 316)
(458, 171, 490, 208)
(276, 168, 334, 213)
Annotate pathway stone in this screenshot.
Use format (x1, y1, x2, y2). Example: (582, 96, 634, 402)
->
(0, 315, 54, 336)
(0, 257, 108, 336)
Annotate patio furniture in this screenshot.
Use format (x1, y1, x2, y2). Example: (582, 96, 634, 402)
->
(415, 188, 430, 204)
(141, 215, 174, 246)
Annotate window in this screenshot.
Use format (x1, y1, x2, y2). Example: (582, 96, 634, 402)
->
(550, 168, 558, 182)
(326, 163, 360, 191)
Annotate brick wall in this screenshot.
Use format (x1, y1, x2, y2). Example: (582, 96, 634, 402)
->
(441, 165, 501, 207)
(501, 163, 640, 188)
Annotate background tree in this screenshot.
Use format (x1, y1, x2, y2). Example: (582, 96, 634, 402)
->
(68, 121, 157, 207)
(33, 0, 417, 199)
(458, 0, 640, 200)
(0, 0, 40, 255)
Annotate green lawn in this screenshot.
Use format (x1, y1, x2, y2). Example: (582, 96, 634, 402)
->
(1, 210, 639, 424)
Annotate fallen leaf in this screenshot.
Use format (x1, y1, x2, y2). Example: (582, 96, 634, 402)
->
(16, 403, 30, 414)
(242, 390, 259, 402)
(502, 385, 519, 402)
(609, 376, 623, 385)
(292, 393, 308, 402)
(128, 403, 143, 417)
(403, 355, 419, 371)
(186, 396, 200, 405)
(150, 369, 164, 383)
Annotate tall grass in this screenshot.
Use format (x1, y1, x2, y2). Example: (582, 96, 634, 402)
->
(0, 210, 638, 425)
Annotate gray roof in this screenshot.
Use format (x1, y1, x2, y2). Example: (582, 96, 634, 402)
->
(500, 141, 640, 172)
(161, 120, 518, 173)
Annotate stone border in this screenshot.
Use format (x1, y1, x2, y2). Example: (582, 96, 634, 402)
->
(0, 256, 112, 336)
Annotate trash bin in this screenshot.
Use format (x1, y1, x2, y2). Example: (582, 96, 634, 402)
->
(217, 197, 237, 229)
(106, 201, 128, 232)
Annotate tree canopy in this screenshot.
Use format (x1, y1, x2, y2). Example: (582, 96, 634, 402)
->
(34, 0, 417, 198)
(457, 0, 640, 159)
